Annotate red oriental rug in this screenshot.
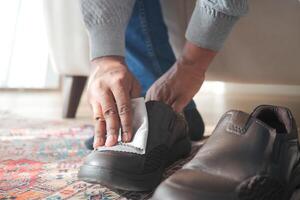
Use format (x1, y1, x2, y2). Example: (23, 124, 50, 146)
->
(0, 111, 201, 200)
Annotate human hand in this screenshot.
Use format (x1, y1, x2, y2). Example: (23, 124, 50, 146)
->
(145, 42, 216, 112)
(88, 56, 141, 148)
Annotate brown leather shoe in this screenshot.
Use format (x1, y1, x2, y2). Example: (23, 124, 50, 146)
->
(152, 105, 300, 200)
(78, 101, 191, 191)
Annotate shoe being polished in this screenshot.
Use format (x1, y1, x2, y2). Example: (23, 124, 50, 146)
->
(184, 108, 205, 141)
(78, 101, 191, 191)
(152, 105, 300, 200)
(84, 108, 205, 150)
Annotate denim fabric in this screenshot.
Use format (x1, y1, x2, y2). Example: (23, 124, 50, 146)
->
(125, 0, 196, 110)
(82, 0, 247, 59)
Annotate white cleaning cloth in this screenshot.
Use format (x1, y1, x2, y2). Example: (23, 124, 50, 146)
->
(96, 97, 149, 154)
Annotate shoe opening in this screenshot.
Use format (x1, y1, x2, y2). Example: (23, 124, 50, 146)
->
(256, 109, 288, 133)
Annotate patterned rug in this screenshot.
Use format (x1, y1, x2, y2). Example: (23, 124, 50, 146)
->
(0, 111, 203, 200)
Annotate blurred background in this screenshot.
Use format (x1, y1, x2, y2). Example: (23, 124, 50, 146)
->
(0, 0, 58, 89)
(0, 1, 299, 199)
(0, 0, 300, 128)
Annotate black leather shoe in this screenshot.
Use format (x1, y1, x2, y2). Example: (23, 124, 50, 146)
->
(78, 101, 191, 191)
(152, 105, 300, 200)
(84, 136, 94, 150)
(184, 108, 205, 141)
(84, 108, 204, 150)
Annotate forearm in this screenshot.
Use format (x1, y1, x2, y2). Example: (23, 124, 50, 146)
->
(80, 0, 135, 60)
(179, 41, 217, 76)
(186, 0, 248, 51)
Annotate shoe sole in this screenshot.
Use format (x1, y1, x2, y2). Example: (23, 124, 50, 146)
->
(78, 136, 191, 191)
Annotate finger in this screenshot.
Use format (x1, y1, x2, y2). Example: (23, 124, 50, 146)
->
(130, 79, 141, 98)
(94, 119, 106, 148)
(99, 91, 120, 147)
(146, 86, 175, 107)
(145, 88, 152, 102)
(91, 103, 106, 148)
(91, 101, 103, 120)
(145, 87, 159, 102)
(171, 97, 188, 113)
(111, 85, 133, 143)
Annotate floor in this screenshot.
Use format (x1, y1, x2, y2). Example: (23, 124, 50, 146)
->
(0, 114, 203, 199)
(0, 83, 300, 199)
(1, 83, 300, 131)
(0, 88, 208, 200)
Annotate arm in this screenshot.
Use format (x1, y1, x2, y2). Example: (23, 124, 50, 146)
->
(146, 0, 248, 112)
(80, 0, 140, 148)
(186, 0, 249, 51)
(81, 0, 135, 59)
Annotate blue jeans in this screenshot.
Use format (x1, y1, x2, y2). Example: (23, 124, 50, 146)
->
(125, 0, 196, 110)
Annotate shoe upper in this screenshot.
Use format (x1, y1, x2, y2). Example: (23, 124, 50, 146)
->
(152, 105, 299, 200)
(81, 101, 190, 175)
(251, 105, 299, 182)
(185, 105, 298, 183)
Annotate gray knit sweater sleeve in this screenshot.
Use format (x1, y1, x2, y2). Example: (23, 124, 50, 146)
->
(80, 0, 248, 60)
(186, 0, 248, 51)
(80, 0, 135, 59)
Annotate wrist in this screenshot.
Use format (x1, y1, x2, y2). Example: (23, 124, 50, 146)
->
(179, 41, 217, 74)
(92, 55, 125, 66)
(88, 56, 127, 86)
(91, 56, 127, 72)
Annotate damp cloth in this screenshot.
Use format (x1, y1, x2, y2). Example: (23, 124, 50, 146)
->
(96, 97, 149, 154)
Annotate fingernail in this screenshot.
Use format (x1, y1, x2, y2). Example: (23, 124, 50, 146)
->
(94, 137, 105, 149)
(93, 139, 99, 149)
(105, 135, 117, 147)
(122, 132, 128, 142)
(122, 132, 131, 142)
(97, 137, 105, 147)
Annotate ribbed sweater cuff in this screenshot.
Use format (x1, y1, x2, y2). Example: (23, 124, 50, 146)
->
(186, 4, 239, 51)
(89, 25, 125, 60)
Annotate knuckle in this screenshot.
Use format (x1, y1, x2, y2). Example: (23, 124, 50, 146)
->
(113, 73, 127, 84)
(94, 79, 105, 89)
(91, 84, 109, 96)
(113, 77, 124, 86)
(106, 127, 119, 135)
(95, 116, 105, 121)
(118, 104, 131, 116)
(103, 106, 117, 118)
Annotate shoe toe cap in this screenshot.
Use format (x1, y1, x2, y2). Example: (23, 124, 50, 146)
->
(81, 150, 144, 173)
(152, 169, 238, 200)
